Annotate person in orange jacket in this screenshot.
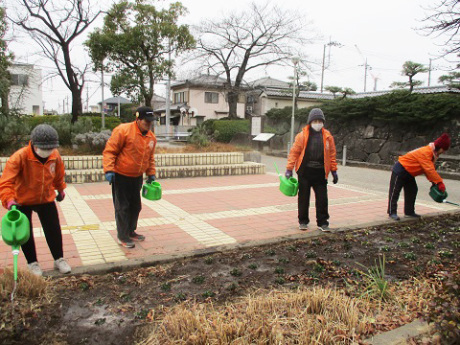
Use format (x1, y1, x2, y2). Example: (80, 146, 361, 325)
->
(103, 106, 157, 248)
(285, 108, 338, 232)
(0, 124, 71, 276)
(388, 133, 451, 220)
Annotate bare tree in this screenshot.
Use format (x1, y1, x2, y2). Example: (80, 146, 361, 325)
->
(422, 0, 460, 56)
(9, 0, 101, 123)
(193, 1, 314, 119)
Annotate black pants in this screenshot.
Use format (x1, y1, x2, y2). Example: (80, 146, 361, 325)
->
(297, 167, 329, 226)
(18, 202, 63, 264)
(388, 164, 418, 215)
(112, 173, 143, 241)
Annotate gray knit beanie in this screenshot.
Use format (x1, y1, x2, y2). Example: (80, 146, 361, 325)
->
(307, 108, 325, 124)
(30, 124, 59, 149)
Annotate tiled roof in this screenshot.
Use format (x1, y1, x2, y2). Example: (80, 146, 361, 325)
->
(250, 77, 290, 88)
(262, 85, 460, 101)
(263, 89, 335, 100)
(350, 85, 460, 98)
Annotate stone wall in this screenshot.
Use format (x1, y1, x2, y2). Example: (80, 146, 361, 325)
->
(266, 117, 460, 173)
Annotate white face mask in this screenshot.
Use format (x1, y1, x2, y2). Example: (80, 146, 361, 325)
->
(311, 123, 324, 132)
(35, 148, 54, 158)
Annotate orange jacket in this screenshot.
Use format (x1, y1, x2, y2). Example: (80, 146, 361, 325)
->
(286, 125, 337, 178)
(0, 142, 66, 209)
(103, 121, 157, 177)
(398, 144, 443, 184)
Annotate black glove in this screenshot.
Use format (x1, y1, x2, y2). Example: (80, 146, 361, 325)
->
(285, 170, 293, 179)
(147, 175, 156, 184)
(56, 191, 65, 202)
(332, 171, 338, 184)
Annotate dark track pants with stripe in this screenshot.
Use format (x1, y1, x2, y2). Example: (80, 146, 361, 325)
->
(112, 173, 143, 242)
(18, 202, 63, 264)
(387, 165, 417, 216)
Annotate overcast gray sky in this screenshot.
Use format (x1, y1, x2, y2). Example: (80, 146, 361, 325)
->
(7, 0, 454, 112)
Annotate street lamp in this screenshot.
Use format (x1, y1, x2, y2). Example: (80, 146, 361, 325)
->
(289, 57, 300, 151)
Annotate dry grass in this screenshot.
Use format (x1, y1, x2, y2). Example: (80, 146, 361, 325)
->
(0, 268, 48, 299)
(139, 287, 373, 345)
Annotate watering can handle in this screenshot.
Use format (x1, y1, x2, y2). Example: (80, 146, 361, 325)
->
(273, 162, 281, 176)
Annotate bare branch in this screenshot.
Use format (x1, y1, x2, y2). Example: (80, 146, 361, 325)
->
(8, 0, 101, 121)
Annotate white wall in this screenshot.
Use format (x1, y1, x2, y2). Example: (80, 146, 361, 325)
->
(8, 64, 43, 115)
(173, 87, 245, 120)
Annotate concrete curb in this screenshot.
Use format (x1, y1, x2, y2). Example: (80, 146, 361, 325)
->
(364, 319, 432, 345)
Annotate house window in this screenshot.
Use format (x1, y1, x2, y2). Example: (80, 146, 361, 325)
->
(275, 102, 278, 108)
(32, 105, 40, 115)
(205, 92, 219, 104)
(11, 74, 29, 86)
(173, 91, 187, 104)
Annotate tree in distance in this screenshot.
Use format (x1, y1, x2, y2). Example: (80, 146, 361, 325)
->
(9, 0, 101, 123)
(86, 0, 195, 108)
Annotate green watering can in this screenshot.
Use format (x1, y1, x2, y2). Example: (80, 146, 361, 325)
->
(429, 185, 460, 206)
(142, 181, 162, 201)
(274, 162, 299, 197)
(1, 205, 30, 281)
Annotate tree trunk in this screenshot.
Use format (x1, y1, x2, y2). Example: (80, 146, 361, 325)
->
(71, 87, 83, 124)
(0, 91, 8, 114)
(227, 91, 239, 119)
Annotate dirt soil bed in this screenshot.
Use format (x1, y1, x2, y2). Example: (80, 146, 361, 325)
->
(1, 213, 459, 345)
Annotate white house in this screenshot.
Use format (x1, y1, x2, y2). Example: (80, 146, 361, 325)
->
(8, 63, 43, 115)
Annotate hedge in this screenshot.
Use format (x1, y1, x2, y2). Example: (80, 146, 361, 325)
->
(265, 91, 460, 126)
(212, 120, 250, 142)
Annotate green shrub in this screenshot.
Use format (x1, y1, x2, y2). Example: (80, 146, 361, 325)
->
(88, 116, 121, 131)
(212, 120, 250, 142)
(188, 123, 211, 147)
(73, 130, 112, 154)
(265, 92, 460, 126)
(0, 114, 31, 154)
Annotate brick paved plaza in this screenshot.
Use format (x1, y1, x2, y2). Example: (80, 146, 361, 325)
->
(0, 172, 455, 274)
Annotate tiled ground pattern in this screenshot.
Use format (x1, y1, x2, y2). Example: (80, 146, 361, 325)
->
(0, 173, 449, 273)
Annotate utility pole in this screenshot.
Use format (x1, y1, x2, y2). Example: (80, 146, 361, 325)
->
(101, 69, 105, 129)
(165, 39, 172, 140)
(320, 40, 341, 93)
(289, 57, 300, 151)
(428, 58, 432, 86)
(363, 58, 368, 92)
(355, 45, 370, 92)
(320, 44, 327, 93)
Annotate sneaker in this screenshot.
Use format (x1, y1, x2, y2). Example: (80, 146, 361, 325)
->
(405, 213, 421, 218)
(318, 225, 330, 232)
(299, 224, 309, 231)
(54, 258, 71, 274)
(117, 238, 135, 248)
(129, 231, 145, 242)
(28, 262, 43, 276)
(389, 213, 400, 221)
